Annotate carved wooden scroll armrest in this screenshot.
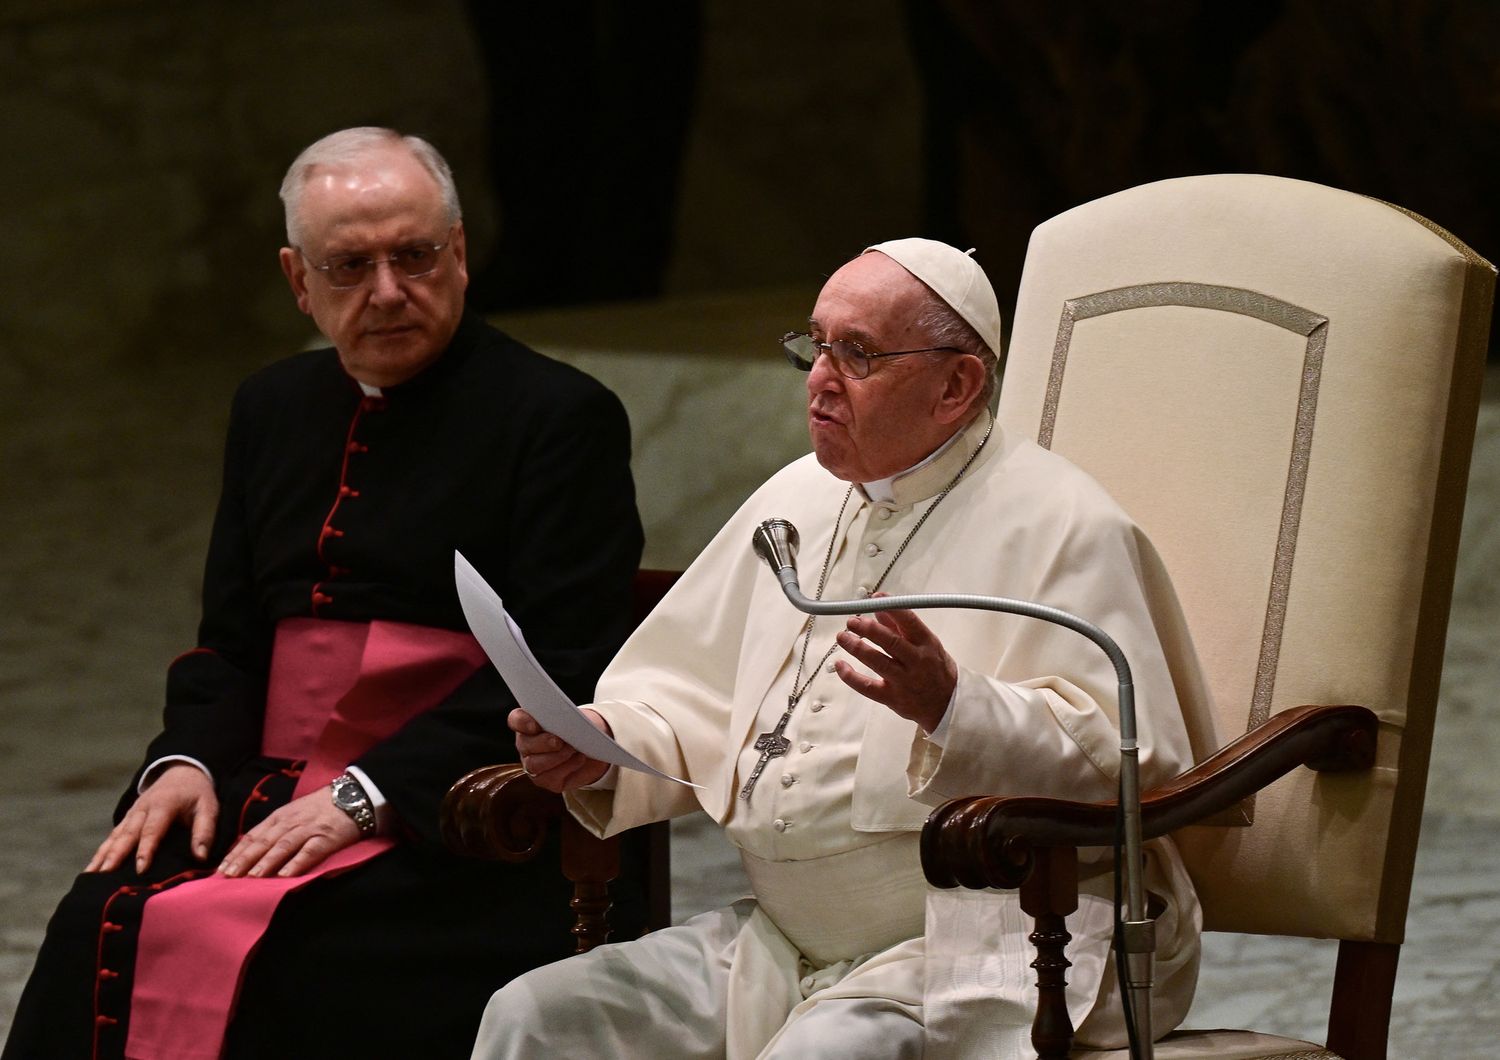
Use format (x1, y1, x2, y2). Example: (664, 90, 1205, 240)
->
(922, 703, 1377, 890)
(441, 763, 566, 862)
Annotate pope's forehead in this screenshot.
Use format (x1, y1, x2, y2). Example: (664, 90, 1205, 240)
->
(812, 252, 925, 322)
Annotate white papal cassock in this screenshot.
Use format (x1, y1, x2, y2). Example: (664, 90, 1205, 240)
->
(473, 410, 1220, 1059)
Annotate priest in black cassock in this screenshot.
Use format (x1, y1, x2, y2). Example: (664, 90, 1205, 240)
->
(3, 127, 646, 1060)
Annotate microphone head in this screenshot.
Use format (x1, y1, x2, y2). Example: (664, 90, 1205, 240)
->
(752, 518, 800, 574)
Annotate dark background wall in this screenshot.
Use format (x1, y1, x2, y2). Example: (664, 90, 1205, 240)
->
(907, 0, 1500, 358)
(2, 0, 1494, 387)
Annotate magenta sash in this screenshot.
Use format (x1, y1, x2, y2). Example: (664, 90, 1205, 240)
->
(124, 618, 488, 1060)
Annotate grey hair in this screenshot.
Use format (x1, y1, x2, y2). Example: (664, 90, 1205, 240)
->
(911, 287, 1000, 411)
(278, 127, 462, 247)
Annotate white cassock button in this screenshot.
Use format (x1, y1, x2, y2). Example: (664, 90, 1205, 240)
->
(798, 741, 812, 753)
(773, 818, 788, 832)
(809, 701, 825, 713)
(877, 508, 892, 521)
(864, 543, 880, 557)
(781, 774, 796, 787)
(856, 585, 871, 598)
(826, 661, 837, 673)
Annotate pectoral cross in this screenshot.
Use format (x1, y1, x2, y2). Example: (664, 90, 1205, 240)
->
(739, 700, 795, 800)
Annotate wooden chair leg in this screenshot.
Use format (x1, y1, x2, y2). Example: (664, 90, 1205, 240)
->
(1326, 939, 1399, 1060)
(561, 812, 621, 953)
(1019, 845, 1080, 1060)
(644, 819, 672, 931)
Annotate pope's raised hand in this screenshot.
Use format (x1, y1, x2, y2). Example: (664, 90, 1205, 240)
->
(834, 599, 958, 734)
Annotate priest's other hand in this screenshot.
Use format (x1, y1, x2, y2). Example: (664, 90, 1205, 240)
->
(510, 707, 610, 792)
(217, 789, 360, 879)
(87, 763, 219, 875)
(834, 602, 957, 735)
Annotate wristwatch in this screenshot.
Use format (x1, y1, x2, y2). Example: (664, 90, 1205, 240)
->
(330, 771, 377, 837)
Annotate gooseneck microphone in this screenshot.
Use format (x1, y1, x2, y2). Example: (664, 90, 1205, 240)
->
(751, 516, 1155, 1060)
(750, 518, 802, 595)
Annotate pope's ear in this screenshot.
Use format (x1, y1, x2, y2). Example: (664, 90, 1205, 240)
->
(935, 353, 988, 424)
(279, 247, 312, 315)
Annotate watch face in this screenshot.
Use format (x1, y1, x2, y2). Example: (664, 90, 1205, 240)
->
(331, 775, 373, 833)
(333, 778, 360, 809)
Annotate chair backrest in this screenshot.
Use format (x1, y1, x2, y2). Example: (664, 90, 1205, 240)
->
(997, 174, 1493, 944)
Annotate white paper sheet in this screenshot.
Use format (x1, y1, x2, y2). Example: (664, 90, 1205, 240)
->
(454, 551, 698, 787)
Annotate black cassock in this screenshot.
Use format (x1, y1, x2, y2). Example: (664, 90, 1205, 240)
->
(5, 313, 648, 1060)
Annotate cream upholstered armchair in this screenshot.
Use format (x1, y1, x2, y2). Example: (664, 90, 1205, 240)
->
(921, 175, 1495, 1059)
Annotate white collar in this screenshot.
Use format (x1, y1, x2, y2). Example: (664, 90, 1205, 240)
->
(860, 427, 966, 504)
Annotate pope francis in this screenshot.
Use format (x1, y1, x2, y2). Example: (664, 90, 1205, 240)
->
(473, 238, 1219, 1059)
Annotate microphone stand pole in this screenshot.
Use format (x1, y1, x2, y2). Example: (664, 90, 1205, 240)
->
(752, 519, 1154, 1059)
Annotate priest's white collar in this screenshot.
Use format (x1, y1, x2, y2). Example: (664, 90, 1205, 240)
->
(859, 409, 994, 507)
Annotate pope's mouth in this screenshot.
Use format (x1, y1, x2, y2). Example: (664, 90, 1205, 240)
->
(809, 405, 844, 427)
(366, 324, 418, 338)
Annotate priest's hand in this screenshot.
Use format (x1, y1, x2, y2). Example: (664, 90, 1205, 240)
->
(834, 602, 957, 735)
(510, 707, 611, 792)
(217, 790, 361, 879)
(87, 763, 219, 875)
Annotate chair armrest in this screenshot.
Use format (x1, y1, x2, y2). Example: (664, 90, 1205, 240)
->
(441, 763, 564, 863)
(922, 703, 1377, 890)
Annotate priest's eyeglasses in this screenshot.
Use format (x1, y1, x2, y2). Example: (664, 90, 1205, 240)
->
(302, 235, 453, 289)
(781, 332, 962, 380)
